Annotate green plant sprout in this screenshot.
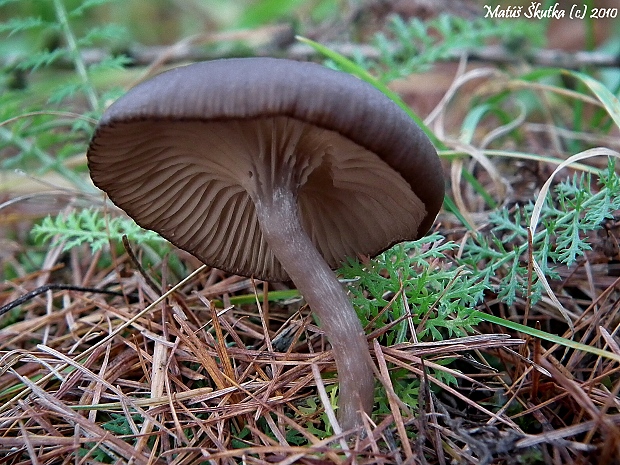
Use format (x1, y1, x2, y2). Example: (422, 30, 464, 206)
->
(460, 160, 620, 306)
(366, 13, 544, 80)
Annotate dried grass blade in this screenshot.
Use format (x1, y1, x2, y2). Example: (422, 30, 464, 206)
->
(373, 339, 414, 460)
(599, 327, 620, 356)
(36, 344, 173, 436)
(70, 387, 214, 410)
(382, 350, 517, 428)
(9, 368, 155, 465)
(134, 341, 168, 454)
(200, 295, 237, 385)
(173, 313, 229, 391)
(0, 266, 208, 415)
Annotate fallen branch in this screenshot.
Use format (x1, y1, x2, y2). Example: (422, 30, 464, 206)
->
(3, 24, 619, 73)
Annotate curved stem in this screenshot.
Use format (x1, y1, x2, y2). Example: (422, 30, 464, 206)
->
(254, 187, 374, 431)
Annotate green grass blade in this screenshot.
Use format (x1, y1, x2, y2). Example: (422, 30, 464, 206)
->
(564, 70, 620, 130)
(473, 310, 620, 364)
(296, 35, 443, 148)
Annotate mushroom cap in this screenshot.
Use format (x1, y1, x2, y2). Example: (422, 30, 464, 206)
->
(87, 58, 444, 281)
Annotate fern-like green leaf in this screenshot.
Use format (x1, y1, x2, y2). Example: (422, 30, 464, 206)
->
(0, 17, 51, 35)
(32, 209, 167, 253)
(459, 162, 620, 305)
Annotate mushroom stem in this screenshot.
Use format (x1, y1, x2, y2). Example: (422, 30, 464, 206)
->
(256, 189, 374, 430)
(254, 187, 375, 431)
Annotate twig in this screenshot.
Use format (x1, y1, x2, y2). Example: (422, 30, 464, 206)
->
(0, 283, 126, 317)
(122, 235, 162, 294)
(5, 35, 619, 71)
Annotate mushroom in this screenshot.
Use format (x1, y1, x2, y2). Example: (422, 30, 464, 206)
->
(87, 58, 444, 431)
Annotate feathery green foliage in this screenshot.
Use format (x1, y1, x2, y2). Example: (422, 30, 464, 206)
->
(460, 161, 620, 305)
(31, 208, 167, 253)
(341, 235, 484, 344)
(357, 13, 545, 80)
(0, 0, 128, 192)
(1, 0, 128, 112)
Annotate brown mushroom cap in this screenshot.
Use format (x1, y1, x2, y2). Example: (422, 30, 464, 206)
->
(87, 58, 444, 281)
